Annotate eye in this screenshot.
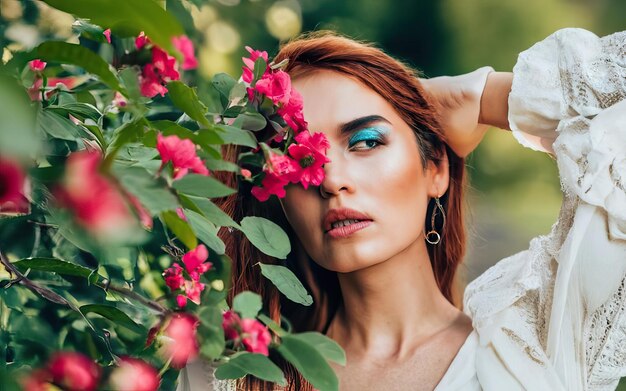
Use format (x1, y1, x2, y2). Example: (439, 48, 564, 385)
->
(347, 127, 388, 151)
(349, 138, 382, 151)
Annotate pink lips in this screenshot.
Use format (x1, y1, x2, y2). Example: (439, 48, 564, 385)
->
(323, 207, 373, 238)
(325, 220, 373, 239)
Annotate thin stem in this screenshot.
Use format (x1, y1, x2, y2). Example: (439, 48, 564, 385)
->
(96, 279, 168, 315)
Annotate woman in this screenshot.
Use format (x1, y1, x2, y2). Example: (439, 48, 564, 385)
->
(181, 27, 626, 390)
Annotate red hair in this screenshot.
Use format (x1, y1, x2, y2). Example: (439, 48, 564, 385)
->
(213, 30, 467, 390)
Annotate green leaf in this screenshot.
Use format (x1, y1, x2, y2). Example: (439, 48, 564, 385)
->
(80, 304, 146, 334)
(212, 73, 237, 105)
(232, 112, 267, 131)
(0, 75, 38, 157)
(277, 335, 338, 391)
(167, 81, 210, 127)
(198, 83, 224, 114)
(173, 174, 236, 198)
(105, 120, 146, 162)
(240, 217, 290, 259)
(47, 102, 102, 122)
(185, 209, 225, 254)
(13, 257, 99, 284)
(35, 41, 122, 91)
(42, 0, 184, 56)
(203, 158, 240, 173)
(214, 353, 286, 386)
(195, 128, 225, 146)
(232, 291, 262, 319)
(214, 125, 257, 148)
(186, 195, 239, 228)
(113, 165, 179, 216)
(258, 264, 313, 307)
(38, 109, 82, 140)
(253, 56, 267, 83)
(198, 305, 225, 360)
(161, 211, 197, 250)
(119, 67, 143, 104)
(290, 332, 346, 366)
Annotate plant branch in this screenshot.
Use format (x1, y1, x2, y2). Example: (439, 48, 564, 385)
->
(96, 279, 168, 315)
(0, 249, 76, 309)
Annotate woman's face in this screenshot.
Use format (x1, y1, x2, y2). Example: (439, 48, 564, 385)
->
(279, 70, 449, 273)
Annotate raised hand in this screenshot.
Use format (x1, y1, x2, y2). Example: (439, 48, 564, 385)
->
(420, 66, 494, 158)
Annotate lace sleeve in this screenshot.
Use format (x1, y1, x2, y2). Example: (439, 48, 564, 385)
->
(507, 27, 626, 390)
(507, 28, 626, 154)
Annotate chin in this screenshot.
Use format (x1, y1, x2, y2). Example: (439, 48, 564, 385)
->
(319, 256, 384, 274)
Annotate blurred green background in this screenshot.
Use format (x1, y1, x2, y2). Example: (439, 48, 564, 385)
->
(2, 0, 625, 387)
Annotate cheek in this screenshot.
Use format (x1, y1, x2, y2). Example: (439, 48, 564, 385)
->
(281, 186, 323, 251)
(352, 143, 431, 256)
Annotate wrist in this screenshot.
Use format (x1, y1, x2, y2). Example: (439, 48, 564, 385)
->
(479, 71, 513, 130)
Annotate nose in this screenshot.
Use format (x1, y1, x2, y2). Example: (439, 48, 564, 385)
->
(318, 153, 353, 198)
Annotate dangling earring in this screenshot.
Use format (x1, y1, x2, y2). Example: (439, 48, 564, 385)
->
(425, 195, 445, 245)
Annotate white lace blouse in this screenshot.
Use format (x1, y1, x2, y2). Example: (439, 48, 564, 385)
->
(180, 27, 626, 391)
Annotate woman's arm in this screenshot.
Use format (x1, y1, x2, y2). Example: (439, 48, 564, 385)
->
(479, 72, 512, 130)
(420, 66, 512, 158)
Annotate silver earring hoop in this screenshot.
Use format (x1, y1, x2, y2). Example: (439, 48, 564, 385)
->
(425, 196, 445, 245)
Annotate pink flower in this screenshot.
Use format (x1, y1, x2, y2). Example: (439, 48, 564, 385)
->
(109, 357, 159, 391)
(135, 32, 149, 50)
(278, 88, 308, 134)
(254, 70, 292, 105)
(242, 46, 269, 83)
(162, 313, 199, 369)
(163, 263, 185, 291)
(183, 279, 205, 305)
(182, 244, 212, 279)
(250, 171, 289, 201)
(287, 131, 331, 189)
(103, 29, 111, 44)
(176, 207, 187, 221)
(112, 91, 127, 107)
(48, 352, 101, 391)
(240, 318, 272, 356)
(176, 294, 188, 308)
(172, 35, 198, 70)
(139, 47, 180, 98)
(156, 133, 209, 179)
(55, 151, 136, 240)
(240, 168, 252, 179)
(222, 311, 271, 356)
(29, 59, 47, 72)
(222, 310, 241, 340)
(0, 157, 30, 216)
(135, 32, 181, 98)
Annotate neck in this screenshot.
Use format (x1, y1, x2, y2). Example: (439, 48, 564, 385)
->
(326, 239, 460, 360)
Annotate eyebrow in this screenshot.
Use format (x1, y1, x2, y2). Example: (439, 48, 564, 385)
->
(339, 115, 392, 135)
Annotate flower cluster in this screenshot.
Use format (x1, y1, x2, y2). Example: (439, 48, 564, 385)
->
(163, 244, 213, 308)
(135, 32, 198, 98)
(240, 47, 331, 202)
(222, 310, 272, 356)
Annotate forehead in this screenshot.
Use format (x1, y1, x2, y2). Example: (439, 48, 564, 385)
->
(291, 70, 405, 136)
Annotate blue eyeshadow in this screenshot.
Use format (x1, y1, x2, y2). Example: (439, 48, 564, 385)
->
(348, 126, 389, 147)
